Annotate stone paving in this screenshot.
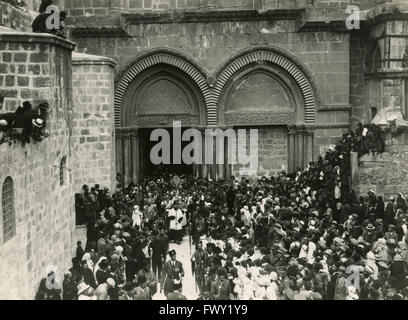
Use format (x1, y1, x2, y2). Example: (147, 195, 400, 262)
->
(152, 235, 198, 300)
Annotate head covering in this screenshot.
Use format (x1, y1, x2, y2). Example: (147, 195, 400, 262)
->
(270, 272, 278, 281)
(32, 118, 44, 128)
(77, 282, 91, 295)
(168, 250, 176, 257)
(366, 224, 375, 231)
(106, 278, 116, 288)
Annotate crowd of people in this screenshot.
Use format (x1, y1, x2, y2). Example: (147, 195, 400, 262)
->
(35, 123, 408, 300)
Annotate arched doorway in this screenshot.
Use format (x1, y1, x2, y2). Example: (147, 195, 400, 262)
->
(115, 52, 208, 184)
(215, 47, 319, 177)
(115, 46, 320, 182)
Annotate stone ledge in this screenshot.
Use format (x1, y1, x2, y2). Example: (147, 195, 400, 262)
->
(72, 52, 117, 68)
(0, 26, 76, 51)
(304, 122, 351, 129)
(318, 104, 351, 112)
(366, 1, 408, 25)
(359, 152, 395, 163)
(121, 9, 305, 25)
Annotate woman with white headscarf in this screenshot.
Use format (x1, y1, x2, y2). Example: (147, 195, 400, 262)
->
(372, 238, 389, 268)
(132, 205, 143, 229)
(82, 252, 94, 271)
(365, 251, 378, 280)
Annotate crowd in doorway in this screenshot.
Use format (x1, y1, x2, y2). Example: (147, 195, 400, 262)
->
(35, 123, 408, 300)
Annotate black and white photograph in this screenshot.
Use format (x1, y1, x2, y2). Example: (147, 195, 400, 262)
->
(1, 0, 408, 305)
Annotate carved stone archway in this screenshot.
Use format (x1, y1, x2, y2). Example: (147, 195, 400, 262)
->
(213, 46, 321, 125)
(114, 49, 211, 183)
(214, 46, 321, 174)
(114, 48, 212, 128)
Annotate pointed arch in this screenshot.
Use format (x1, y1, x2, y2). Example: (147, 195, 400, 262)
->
(114, 48, 212, 127)
(212, 46, 321, 124)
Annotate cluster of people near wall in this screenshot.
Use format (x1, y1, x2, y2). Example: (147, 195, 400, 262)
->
(35, 124, 408, 301)
(0, 101, 49, 145)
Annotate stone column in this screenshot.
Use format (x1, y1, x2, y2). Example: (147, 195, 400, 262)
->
(287, 126, 296, 173)
(201, 129, 208, 179)
(130, 129, 139, 183)
(225, 135, 232, 180)
(115, 129, 124, 179)
(350, 151, 359, 187)
(305, 131, 314, 166)
(216, 131, 225, 180)
(123, 130, 132, 186)
(297, 126, 305, 169)
(210, 136, 217, 180)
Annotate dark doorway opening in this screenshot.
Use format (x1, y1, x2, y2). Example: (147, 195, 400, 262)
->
(138, 128, 194, 179)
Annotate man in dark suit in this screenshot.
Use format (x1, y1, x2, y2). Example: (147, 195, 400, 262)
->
(160, 250, 184, 297)
(149, 231, 167, 279)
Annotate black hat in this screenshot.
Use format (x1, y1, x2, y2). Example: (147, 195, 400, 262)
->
(168, 250, 176, 257)
(207, 243, 216, 250)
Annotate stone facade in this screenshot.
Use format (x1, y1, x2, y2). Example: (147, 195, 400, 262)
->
(357, 131, 408, 197)
(0, 1, 117, 299)
(0, 0, 41, 32)
(232, 126, 288, 177)
(0, 30, 76, 300)
(71, 52, 117, 192)
(65, 0, 364, 180)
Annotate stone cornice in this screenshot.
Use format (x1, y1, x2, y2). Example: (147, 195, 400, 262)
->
(72, 52, 117, 68)
(304, 123, 351, 130)
(297, 20, 350, 32)
(318, 104, 352, 112)
(365, 69, 408, 79)
(365, 2, 408, 26)
(68, 26, 130, 38)
(121, 9, 305, 25)
(0, 28, 76, 51)
(365, 12, 408, 27)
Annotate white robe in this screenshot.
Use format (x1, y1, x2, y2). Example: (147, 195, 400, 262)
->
(168, 208, 183, 230)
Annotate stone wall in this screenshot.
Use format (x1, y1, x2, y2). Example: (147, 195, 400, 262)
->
(68, 18, 351, 161)
(65, 0, 304, 16)
(357, 131, 408, 198)
(232, 126, 288, 177)
(0, 1, 35, 31)
(0, 30, 76, 300)
(71, 52, 117, 193)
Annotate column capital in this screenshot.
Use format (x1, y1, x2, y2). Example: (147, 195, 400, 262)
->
(116, 127, 138, 138)
(297, 125, 307, 135)
(287, 125, 297, 135)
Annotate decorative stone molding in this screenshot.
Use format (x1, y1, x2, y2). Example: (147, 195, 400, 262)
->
(115, 46, 320, 127)
(213, 46, 319, 124)
(366, 2, 408, 26)
(114, 48, 211, 128)
(224, 111, 296, 126)
(116, 127, 139, 139)
(69, 26, 130, 38)
(297, 21, 350, 32)
(120, 9, 305, 26)
(130, 114, 200, 128)
(318, 104, 352, 112)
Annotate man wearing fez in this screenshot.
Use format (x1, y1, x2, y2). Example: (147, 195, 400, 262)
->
(168, 201, 184, 245)
(160, 250, 184, 297)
